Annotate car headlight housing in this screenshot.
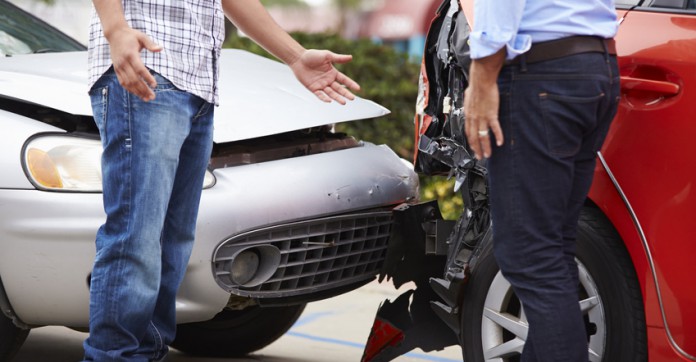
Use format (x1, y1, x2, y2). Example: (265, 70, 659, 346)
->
(23, 134, 216, 192)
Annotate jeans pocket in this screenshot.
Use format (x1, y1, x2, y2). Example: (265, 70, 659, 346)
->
(149, 70, 177, 93)
(89, 86, 109, 141)
(540, 92, 605, 157)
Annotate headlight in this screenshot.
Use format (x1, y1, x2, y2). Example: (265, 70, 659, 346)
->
(24, 135, 103, 192)
(23, 134, 216, 192)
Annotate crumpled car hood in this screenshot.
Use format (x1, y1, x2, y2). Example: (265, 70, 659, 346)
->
(0, 49, 389, 142)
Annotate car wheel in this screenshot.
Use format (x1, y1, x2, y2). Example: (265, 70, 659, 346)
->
(460, 207, 647, 362)
(172, 303, 306, 357)
(0, 312, 29, 361)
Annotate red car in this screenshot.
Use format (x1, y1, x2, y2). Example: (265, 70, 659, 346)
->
(362, 1, 696, 361)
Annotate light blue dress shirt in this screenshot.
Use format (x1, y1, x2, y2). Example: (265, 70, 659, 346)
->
(469, 0, 619, 60)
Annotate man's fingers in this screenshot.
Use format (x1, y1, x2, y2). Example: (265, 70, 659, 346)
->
(490, 121, 504, 147)
(323, 86, 346, 105)
(141, 35, 163, 53)
(119, 48, 157, 89)
(328, 52, 353, 64)
(465, 120, 482, 160)
(313, 90, 332, 103)
(131, 65, 156, 101)
(136, 64, 157, 89)
(479, 131, 492, 159)
(465, 118, 498, 160)
(331, 81, 355, 101)
(337, 72, 360, 92)
(295, 49, 361, 104)
(131, 79, 155, 102)
(468, 122, 504, 160)
(312, 81, 356, 105)
(115, 62, 155, 101)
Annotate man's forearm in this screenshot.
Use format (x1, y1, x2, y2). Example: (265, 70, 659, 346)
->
(222, 0, 305, 66)
(468, 48, 506, 91)
(92, 0, 129, 40)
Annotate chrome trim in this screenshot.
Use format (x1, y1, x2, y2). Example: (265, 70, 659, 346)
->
(598, 152, 696, 361)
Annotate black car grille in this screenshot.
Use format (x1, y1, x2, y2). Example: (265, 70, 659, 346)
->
(213, 211, 393, 298)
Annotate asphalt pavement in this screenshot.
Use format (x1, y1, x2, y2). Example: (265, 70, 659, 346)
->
(13, 281, 462, 362)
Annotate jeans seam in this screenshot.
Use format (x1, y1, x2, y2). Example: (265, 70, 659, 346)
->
(496, 74, 523, 242)
(101, 87, 109, 141)
(149, 321, 164, 358)
(113, 87, 133, 334)
(507, 81, 522, 240)
(193, 101, 211, 120)
(125, 92, 133, 151)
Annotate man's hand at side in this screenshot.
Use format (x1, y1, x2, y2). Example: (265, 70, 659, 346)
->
(107, 27, 162, 101)
(464, 48, 506, 159)
(92, 0, 163, 102)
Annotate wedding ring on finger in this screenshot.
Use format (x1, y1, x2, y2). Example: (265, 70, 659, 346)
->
(478, 130, 488, 137)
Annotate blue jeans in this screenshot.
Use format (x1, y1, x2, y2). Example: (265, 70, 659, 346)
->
(488, 52, 619, 362)
(83, 69, 214, 362)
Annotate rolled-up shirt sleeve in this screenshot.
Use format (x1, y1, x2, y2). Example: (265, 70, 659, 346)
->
(469, 0, 531, 60)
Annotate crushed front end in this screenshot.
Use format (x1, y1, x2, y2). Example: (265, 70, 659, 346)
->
(360, 0, 493, 360)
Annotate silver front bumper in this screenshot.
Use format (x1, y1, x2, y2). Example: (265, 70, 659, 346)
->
(0, 143, 418, 326)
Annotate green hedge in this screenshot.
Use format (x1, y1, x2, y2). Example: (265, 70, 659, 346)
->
(224, 32, 462, 219)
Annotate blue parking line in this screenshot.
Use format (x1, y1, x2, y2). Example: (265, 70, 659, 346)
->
(286, 330, 462, 362)
(286, 330, 364, 349)
(289, 311, 461, 361)
(291, 311, 337, 328)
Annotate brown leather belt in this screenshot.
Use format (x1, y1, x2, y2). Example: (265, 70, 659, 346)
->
(508, 36, 616, 65)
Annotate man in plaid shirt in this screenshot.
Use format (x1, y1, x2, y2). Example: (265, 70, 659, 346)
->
(83, 0, 360, 360)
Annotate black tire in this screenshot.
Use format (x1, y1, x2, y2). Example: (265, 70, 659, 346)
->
(460, 207, 647, 362)
(171, 303, 306, 358)
(0, 312, 29, 361)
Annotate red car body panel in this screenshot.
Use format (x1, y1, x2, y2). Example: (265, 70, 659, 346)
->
(413, 2, 696, 360)
(589, 7, 696, 361)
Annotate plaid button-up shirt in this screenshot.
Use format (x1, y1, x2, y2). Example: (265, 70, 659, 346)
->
(88, 0, 226, 104)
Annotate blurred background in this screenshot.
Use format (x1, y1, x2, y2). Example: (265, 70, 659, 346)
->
(8, 0, 462, 218)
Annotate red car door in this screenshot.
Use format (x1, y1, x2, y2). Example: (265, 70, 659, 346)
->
(590, 2, 696, 359)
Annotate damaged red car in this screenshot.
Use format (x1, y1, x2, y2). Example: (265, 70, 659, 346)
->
(362, 0, 696, 361)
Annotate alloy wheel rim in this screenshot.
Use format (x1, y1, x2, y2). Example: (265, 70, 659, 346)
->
(479, 260, 606, 361)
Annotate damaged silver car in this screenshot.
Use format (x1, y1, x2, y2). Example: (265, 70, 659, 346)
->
(0, 2, 419, 360)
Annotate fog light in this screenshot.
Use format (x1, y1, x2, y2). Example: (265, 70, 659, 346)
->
(226, 245, 281, 287)
(230, 250, 260, 285)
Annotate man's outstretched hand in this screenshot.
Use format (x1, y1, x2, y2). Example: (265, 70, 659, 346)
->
(289, 49, 361, 105)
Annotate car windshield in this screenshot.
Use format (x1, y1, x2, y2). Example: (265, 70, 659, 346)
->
(0, 1, 85, 56)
